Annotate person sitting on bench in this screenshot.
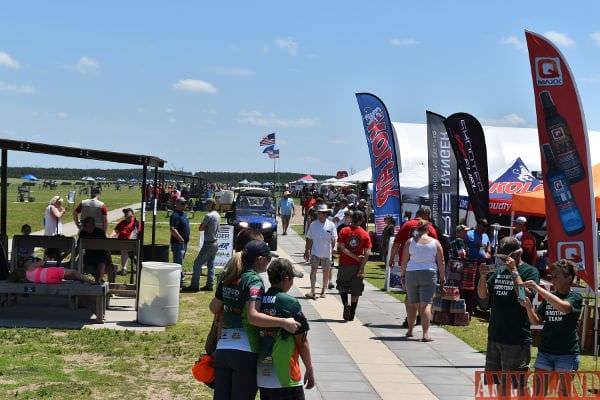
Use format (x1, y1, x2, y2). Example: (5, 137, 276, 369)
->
(78, 217, 117, 283)
(9, 248, 93, 284)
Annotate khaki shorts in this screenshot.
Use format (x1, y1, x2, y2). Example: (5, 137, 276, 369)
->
(310, 255, 332, 270)
(336, 265, 364, 296)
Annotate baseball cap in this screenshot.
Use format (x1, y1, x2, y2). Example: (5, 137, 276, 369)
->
(514, 216, 527, 225)
(243, 239, 279, 259)
(267, 258, 304, 283)
(175, 197, 187, 204)
(495, 237, 522, 259)
(283, 190, 291, 196)
(456, 224, 472, 232)
(477, 218, 489, 226)
(122, 208, 133, 214)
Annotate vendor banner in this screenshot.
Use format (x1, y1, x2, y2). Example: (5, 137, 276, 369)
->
(444, 113, 489, 222)
(355, 93, 401, 236)
(199, 225, 234, 268)
(526, 30, 597, 290)
(427, 111, 459, 237)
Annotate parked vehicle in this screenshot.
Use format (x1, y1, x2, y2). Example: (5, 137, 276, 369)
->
(225, 188, 277, 250)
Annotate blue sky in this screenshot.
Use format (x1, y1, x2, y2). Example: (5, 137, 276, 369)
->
(2, 1, 600, 176)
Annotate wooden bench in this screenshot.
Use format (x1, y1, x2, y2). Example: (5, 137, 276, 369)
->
(78, 238, 140, 287)
(0, 280, 109, 323)
(11, 235, 76, 271)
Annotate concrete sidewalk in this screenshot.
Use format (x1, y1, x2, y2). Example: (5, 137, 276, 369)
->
(277, 225, 485, 400)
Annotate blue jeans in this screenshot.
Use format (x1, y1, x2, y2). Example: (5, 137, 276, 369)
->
(534, 351, 580, 371)
(171, 241, 188, 284)
(191, 241, 218, 289)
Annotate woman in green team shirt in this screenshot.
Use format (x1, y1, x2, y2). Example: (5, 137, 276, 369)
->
(519, 259, 582, 371)
(209, 240, 300, 400)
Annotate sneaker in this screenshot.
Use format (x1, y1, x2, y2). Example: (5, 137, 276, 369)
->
(319, 292, 326, 298)
(181, 286, 200, 293)
(119, 269, 128, 276)
(305, 292, 316, 299)
(200, 286, 214, 292)
(328, 283, 335, 290)
(343, 305, 351, 321)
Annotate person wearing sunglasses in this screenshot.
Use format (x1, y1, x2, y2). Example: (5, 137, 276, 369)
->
(478, 237, 540, 392)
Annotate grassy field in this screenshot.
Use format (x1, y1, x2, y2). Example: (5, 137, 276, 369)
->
(0, 182, 217, 399)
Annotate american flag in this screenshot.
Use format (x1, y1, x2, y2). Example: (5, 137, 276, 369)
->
(268, 149, 280, 159)
(259, 133, 276, 146)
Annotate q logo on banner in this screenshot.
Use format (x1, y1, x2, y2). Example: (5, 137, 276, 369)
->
(535, 57, 563, 86)
(557, 241, 585, 271)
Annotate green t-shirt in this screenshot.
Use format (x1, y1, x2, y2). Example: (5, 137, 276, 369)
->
(487, 263, 540, 344)
(257, 287, 309, 388)
(537, 290, 582, 355)
(215, 267, 264, 353)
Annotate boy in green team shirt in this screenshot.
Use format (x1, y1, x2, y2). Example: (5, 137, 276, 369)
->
(258, 258, 315, 400)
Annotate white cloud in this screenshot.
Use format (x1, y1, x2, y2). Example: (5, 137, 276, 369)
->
(173, 79, 217, 93)
(301, 155, 321, 164)
(166, 108, 174, 114)
(543, 31, 575, 47)
(210, 66, 255, 76)
(238, 110, 319, 128)
(581, 74, 600, 84)
(390, 38, 418, 46)
(482, 113, 527, 127)
(500, 36, 526, 51)
(275, 37, 298, 56)
(590, 32, 600, 46)
(0, 82, 35, 94)
(0, 51, 19, 69)
(56, 112, 69, 119)
(74, 56, 100, 74)
(328, 138, 347, 145)
(262, 45, 269, 54)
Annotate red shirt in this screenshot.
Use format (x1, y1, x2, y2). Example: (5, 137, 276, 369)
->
(338, 225, 371, 266)
(302, 197, 316, 213)
(114, 218, 142, 239)
(393, 218, 438, 250)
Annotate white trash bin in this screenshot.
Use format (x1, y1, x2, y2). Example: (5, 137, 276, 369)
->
(137, 262, 181, 326)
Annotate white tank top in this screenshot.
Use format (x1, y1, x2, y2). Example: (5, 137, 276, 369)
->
(406, 238, 437, 271)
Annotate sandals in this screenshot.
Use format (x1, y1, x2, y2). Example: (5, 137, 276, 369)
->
(319, 292, 326, 298)
(305, 292, 316, 299)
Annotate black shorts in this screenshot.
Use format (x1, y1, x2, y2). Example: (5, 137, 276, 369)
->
(336, 265, 364, 296)
(259, 386, 304, 400)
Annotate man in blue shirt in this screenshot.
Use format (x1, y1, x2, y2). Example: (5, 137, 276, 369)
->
(170, 197, 190, 287)
(466, 218, 491, 262)
(277, 190, 295, 236)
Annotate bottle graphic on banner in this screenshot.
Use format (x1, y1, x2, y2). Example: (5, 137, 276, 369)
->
(542, 144, 585, 236)
(540, 91, 585, 184)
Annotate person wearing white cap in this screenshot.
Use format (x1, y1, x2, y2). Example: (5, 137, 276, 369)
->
(513, 216, 537, 266)
(304, 204, 337, 299)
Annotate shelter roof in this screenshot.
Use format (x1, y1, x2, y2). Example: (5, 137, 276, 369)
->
(0, 138, 165, 167)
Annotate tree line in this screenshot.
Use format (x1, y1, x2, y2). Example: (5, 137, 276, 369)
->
(9, 167, 330, 184)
